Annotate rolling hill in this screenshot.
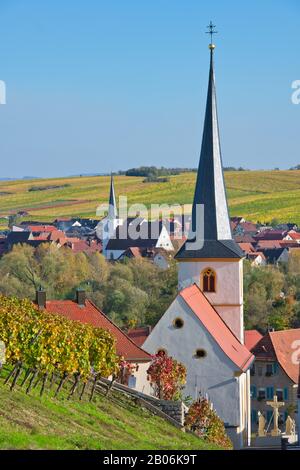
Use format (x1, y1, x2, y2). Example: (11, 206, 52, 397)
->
(0, 377, 218, 450)
(0, 170, 300, 229)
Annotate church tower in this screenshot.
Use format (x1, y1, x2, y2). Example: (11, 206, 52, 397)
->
(108, 173, 118, 220)
(175, 34, 245, 342)
(100, 174, 120, 257)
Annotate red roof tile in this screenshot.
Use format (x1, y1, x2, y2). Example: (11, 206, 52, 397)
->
(28, 225, 57, 233)
(238, 242, 255, 254)
(43, 299, 151, 362)
(252, 329, 300, 383)
(127, 327, 151, 347)
(179, 284, 254, 372)
(256, 240, 283, 249)
(287, 231, 300, 240)
(244, 330, 263, 351)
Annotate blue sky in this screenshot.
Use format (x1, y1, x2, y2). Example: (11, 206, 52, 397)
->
(0, 0, 299, 177)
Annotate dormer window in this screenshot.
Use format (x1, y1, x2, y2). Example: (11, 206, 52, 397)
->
(202, 268, 216, 293)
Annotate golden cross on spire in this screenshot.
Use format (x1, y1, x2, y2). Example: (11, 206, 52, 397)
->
(206, 21, 217, 44)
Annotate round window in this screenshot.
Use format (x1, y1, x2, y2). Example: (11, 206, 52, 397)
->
(157, 349, 167, 356)
(173, 318, 184, 329)
(195, 349, 207, 359)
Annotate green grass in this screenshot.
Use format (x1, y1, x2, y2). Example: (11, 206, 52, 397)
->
(0, 373, 219, 450)
(0, 170, 300, 229)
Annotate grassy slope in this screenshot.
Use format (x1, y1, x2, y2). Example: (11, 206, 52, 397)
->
(0, 170, 300, 229)
(0, 378, 218, 450)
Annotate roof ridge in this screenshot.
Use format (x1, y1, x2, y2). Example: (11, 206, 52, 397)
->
(187, 283, 248, 346)
(179, 284, 253, 370)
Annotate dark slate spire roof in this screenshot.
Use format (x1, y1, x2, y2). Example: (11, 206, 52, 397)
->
(176, 44, 243, 260)
(108, 174, 118, 219)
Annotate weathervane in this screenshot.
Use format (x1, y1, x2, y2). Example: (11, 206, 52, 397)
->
(206, 21, 217, 46)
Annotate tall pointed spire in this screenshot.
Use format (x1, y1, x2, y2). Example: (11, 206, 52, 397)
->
(108, 173, 118, 219)
(191, 42, 231, 239)
(176, 31, 243, 260)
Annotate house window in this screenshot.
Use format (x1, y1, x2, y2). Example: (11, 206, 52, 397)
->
(202, 268, 216, 293)
(258, 366, 263, 377)
(173, 318, 184, 329)
(195, 349, 207, 359)
(276, 389, 283, 401)
(258, 388, 266, 400)
(250, 364, 255, 376)
(266, 364, 274, 376)
(128, 375, 137, 389)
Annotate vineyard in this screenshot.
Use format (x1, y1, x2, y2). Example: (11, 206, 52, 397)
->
(1, 170, 300, 229)
(0, 295, 119, 400)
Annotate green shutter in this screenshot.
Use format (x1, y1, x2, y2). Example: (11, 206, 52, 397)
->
(251, 385, 257, 398)
(251, 409, 257, 424)
(273, 362, 279, 374)
(284, 388, 289, 400)
(267, 386, 274, 399)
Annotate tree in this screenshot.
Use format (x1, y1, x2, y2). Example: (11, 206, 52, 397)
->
(147, 352, 186, 400)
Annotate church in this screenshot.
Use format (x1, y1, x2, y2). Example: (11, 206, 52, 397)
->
(142, 37, 254, 449)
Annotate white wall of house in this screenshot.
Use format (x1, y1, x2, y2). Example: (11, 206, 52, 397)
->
(153, 254, 169, 270)
(133, 361, 152, 395)
(278, 249, 289, 263)
(143, 294, 250, 448)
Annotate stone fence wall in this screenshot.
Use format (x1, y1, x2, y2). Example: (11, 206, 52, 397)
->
(155, 400, 188, 426)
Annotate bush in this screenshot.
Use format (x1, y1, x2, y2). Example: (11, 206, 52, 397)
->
(147, 352, 186, 400)
(185, 397, 232, 449)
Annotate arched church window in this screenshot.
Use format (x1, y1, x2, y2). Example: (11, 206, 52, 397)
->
(202, 268, 216, 293)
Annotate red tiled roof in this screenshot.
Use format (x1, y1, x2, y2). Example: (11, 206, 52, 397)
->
(287, 231, 300, 240)
(67, 240, 102, 254)
(127, 327, 151, 347)
(179, 284, 254, 372)
(43, 299, 151, 362)
(253, 329, 300, 383)
(280, 241, 300, 248)
(234, 235, 256, 243)
(29, 225, 56, 232)
(255, 230, 287, 241)
(244, 330, 263, 351)
(239, 222, 258, 233)
(256, 240, 283, 249)
(238, 242, 255, 254)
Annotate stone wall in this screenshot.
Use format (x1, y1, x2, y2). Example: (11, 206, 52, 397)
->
(156, 400, 188, 426)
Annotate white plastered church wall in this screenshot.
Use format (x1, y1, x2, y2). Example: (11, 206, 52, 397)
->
(143, 294, 242, 427)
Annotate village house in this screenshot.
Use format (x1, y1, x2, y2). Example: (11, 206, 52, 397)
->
(142, 40, 254, 449)
(34, 288, 152, 394)
(284, 230, 300, 244)
(247, 252, 266, 267)
(250, 329, 300, 431)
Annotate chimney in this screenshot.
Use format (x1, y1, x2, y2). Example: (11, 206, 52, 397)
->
(36, 287, 46, 310)
(76, 288, 86, 307)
